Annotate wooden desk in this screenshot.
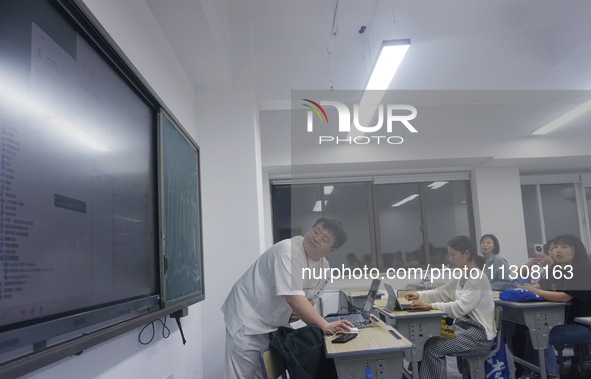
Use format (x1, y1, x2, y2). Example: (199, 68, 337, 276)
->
(374, 299, 446, 379)
(494, 299, 566, 379)
(325, 315, 414, 379)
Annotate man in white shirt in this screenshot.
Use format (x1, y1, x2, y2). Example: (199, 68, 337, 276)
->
(222, 218, 351, 379)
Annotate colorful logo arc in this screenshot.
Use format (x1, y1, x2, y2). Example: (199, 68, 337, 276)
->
(302, 99, 328, 123)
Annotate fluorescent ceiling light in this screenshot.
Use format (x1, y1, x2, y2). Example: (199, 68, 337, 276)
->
(313, 200, 328, 212)
(532, 98, 591, 135)
(349, 39, 410, 138)
(324, 185, 334, 195)
(365, 39, 411, 91)
(427, 181, 448, 190)
(391, 194, 419, 207)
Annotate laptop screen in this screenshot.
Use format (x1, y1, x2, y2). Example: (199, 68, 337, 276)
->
(362, 279, 381, 313)
(383, 283, 397, 311)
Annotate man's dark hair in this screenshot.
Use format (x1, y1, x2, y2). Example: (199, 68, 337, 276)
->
(313, 218, 347, 249)
(480, 234, 500, 255)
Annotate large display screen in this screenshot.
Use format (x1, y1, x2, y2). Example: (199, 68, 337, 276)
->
(0, 0, 159, 364)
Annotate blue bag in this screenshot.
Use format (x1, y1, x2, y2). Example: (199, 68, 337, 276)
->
(466, 337, 515, 379)
(499, 288, 545, 302)
(485, 337, 515, 379)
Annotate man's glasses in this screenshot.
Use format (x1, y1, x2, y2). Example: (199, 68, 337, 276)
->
(310, 227, 334, 247)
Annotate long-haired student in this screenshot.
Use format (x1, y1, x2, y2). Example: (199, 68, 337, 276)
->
(405, 235, 496, 379)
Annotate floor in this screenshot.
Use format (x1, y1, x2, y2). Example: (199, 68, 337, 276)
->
(447, 356, 463, 378)
(402, 356, 463, 378)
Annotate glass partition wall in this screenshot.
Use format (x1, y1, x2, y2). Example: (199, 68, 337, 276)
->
(271, 178, 474, 272)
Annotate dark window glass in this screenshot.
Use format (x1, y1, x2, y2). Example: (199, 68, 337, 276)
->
(271, 179, 474, 271)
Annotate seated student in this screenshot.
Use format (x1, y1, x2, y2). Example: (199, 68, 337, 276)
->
(480, 234, 512, 290)
(519, 234, 591, 379)
(405, 235, 496, 379)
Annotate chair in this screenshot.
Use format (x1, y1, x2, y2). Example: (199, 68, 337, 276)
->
(450, 306, 503, 379)
(259, 347, 287, 379)
(556, 342, 591, 376)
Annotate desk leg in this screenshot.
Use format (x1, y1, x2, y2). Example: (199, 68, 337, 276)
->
(394, 318, 439, 379)
(522, 308, 564, 379)
(538, 349, 547, 379)
(411, 360, 419, 379)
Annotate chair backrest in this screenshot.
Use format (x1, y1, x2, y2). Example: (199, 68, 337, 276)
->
(489, 305, 503, 356)
(259, 348, 286, 379)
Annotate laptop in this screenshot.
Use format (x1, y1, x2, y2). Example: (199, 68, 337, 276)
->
(384, 283, 417, 312)
(324, 279, 381, 327)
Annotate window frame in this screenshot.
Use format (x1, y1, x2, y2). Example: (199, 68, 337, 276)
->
(270, 173, 475, 273)
(521, 173, 591, 253)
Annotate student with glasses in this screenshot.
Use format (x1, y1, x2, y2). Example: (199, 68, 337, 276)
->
(222, 218, 349, 379)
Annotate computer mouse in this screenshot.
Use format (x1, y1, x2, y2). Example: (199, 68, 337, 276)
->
(348, 327, 359, 333)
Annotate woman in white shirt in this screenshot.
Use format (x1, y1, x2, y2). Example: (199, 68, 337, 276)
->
(405, 235, 496, 379)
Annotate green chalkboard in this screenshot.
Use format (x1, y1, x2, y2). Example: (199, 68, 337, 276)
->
(159, 111, 204, 306)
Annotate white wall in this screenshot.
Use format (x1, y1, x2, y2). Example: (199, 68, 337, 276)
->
(194, 88, 264, 379)
(195, 1, 266, 376)
(25, 0, 208, 378)
(471, 167, 529, 266)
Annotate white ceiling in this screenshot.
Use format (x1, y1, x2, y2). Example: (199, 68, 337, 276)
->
(145, 0, 591, 175)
